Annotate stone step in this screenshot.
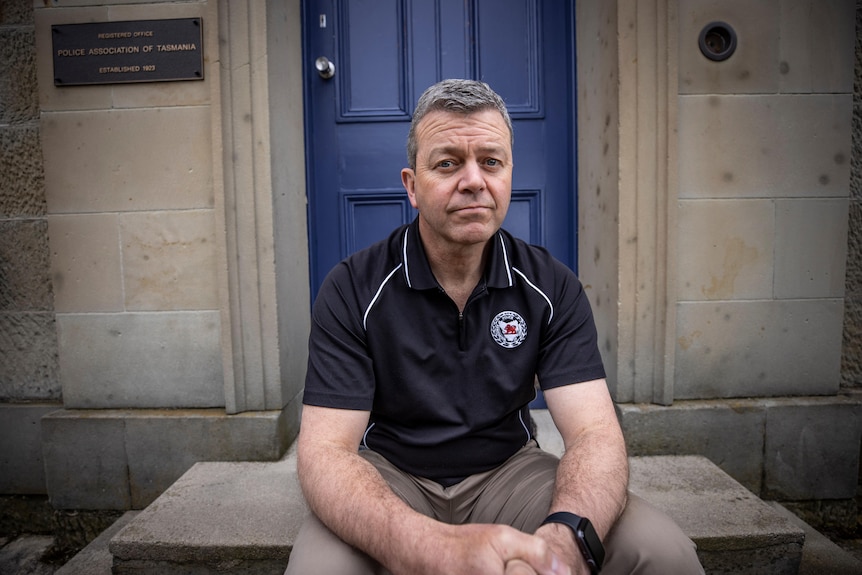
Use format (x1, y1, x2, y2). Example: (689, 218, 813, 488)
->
(61, 411, 860, 574)
(55, 510, 139, 575)
(628, 456, 803, 574)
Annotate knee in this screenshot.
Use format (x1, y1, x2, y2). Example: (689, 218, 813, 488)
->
(602, 495, 705, 575)
(285, 513, 384, 575)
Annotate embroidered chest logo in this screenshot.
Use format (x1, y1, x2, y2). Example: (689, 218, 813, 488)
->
(491, 311, 527, 348)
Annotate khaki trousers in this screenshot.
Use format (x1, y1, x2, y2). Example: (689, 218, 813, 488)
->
(286, 442, 704, 575)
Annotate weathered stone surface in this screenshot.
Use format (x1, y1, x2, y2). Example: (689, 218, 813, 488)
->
(0, 535, 55, 575)
(47, 213, 123, 313)
(0, 495, 54, 535)
(120, 210, 219, 311)
(856, 3, 862, 106)
(679, 94, 852, 199)
(774, 198, 848, 299)
(843, 293, 862, 386)
(56, 312, 223, 409)
(852, 102, 862, 201)
(52, 508, 125, 560)
(109, 449, 303, 573)
(779, 498, 859, 537)
(676, 299, 844, 399)
(846, 201, 862, 295)
(124, 409, 291, 507)
(630, 456, 804, 575)
(768, 501, 862, 575)
(0, 126, 45, 218)
(0, 219, 53, 311)
(56, 511, 139, 575)
(777, 0, 856, 94)
(0, 1, 33, 26)
(42, 107, 214, 214)
(42, 408, 292, 510)
(619, 400, 766, 493)
(763, 397, 862, 500)
(0, 403, 60, 493)
(0, 27, 38, 124)
(844, 2, 862, 388)
(0, 313, 59, 401)
(43, 413, 131, 510)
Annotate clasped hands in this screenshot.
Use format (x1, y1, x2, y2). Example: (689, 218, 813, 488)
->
(425, 522, 587, 575)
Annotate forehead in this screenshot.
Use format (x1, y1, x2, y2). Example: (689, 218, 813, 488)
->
(414, 109, 512, 154)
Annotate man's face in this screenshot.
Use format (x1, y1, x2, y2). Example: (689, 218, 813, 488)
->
(401, 109, 513, 250)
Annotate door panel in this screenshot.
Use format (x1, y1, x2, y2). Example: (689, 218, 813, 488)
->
(476, 0, 542, 117)
(304, 0, 576, 297)
(338, 0, 409, 119)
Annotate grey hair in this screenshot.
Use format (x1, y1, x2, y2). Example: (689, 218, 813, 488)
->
(406, 79, 513, 170)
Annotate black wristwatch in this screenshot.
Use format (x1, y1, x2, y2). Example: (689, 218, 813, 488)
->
(541, 511, 605, 574)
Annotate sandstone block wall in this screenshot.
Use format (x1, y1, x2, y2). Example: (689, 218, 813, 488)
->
(676, 0, 856, 399)
(842, 1, 862, 387)
(0, 1, 59, 404)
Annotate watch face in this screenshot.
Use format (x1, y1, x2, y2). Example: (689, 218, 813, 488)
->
(578, 518, 605, 567)
(542, 512, 605, 571)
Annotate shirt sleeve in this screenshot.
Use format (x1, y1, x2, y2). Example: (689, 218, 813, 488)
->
(302, 262, 377, 411)
(536, 259, 607, 390)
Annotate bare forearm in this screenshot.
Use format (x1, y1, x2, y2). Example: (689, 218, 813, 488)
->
(550, 422, 628, 538)
(298, 442, 435, 574)
(538, 381, 629, 573)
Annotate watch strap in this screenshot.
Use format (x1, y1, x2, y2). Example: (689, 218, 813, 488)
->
(541, 511, 604, 574)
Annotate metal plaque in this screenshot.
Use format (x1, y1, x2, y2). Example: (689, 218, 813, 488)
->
(52, 18, 204, 86)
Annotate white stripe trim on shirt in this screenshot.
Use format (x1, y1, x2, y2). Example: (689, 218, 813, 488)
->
(362, 422, 375, 449)
(498, 233, 514, 286)
(519, 404, 533, 444)
(363, 264, 402, 330)
(512, 267, 554, 324)
(401, 228, 412, 288)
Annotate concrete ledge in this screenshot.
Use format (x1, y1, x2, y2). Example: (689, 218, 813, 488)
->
(109, 444, 304, 574)
(42, 407, 295, 510)
(629, 456, 804, 574)
(618, 394, 862, 499)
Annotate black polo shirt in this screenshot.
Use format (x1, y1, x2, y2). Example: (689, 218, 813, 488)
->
(303, 218, 606, 482)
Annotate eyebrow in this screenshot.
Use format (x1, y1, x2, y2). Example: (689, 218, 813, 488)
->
(427, 143, 509, 158)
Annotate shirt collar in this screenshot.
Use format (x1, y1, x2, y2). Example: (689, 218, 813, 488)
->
(400, 218, 515, 290)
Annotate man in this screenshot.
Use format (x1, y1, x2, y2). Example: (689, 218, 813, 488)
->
(286, 79, 704, 575)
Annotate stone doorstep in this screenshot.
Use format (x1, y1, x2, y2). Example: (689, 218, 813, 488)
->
(104, 450, 808, 574)
(59, 410, 862, 574)
(109, 441, 305, 571)
(628, 457, 804, 574)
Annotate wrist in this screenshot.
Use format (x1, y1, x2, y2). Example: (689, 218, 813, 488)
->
(540, 512, 604, 574)
(536, 522, 581, 566)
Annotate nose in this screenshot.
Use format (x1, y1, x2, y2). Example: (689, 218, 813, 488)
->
(458, 160, 485, 193)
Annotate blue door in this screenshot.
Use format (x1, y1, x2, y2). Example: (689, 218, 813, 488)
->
(303, 0, 577, 297)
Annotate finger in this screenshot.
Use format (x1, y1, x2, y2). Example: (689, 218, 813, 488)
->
(494, 528, 570, 575)
(505, 559, 538, 575)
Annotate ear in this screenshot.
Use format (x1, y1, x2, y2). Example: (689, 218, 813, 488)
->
(401, 168, 418, 209)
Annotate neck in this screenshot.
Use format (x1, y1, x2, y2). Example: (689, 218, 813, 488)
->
(420, 229, 493, 312)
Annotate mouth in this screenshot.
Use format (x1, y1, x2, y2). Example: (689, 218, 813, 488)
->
(452, 205, 492, 214)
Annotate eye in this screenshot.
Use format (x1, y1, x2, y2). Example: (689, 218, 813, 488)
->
(485, 158, 499, 166)
(436, 159, 455, 169)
